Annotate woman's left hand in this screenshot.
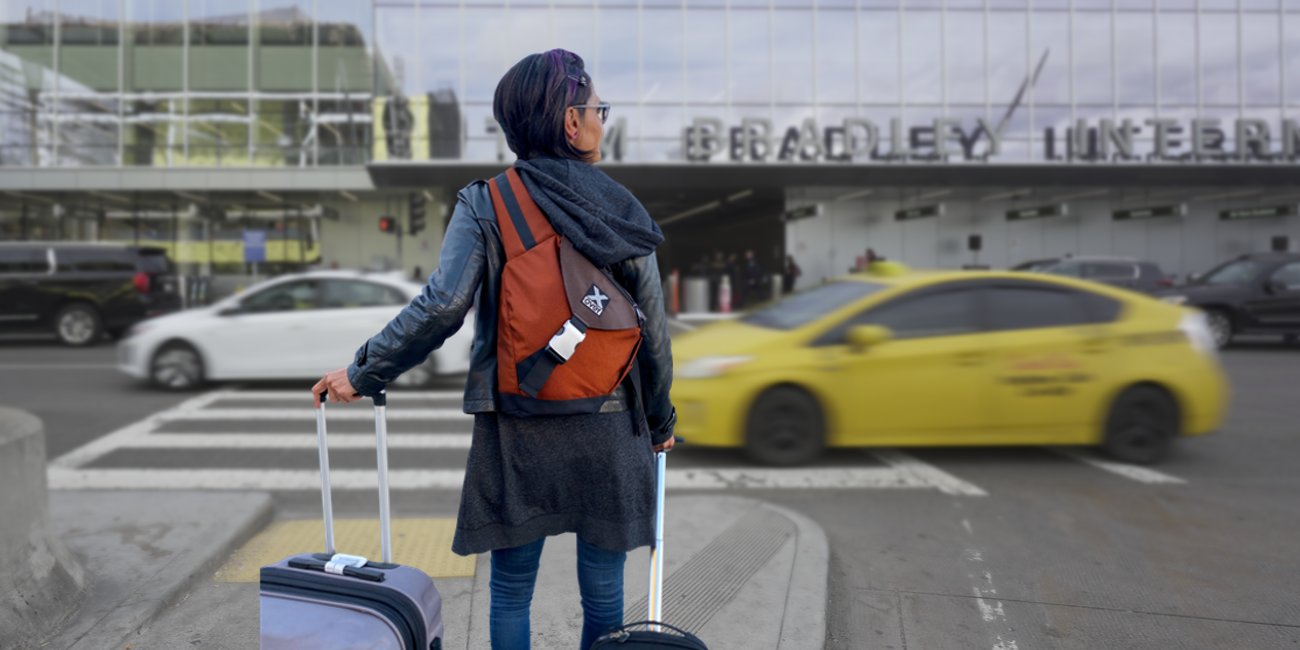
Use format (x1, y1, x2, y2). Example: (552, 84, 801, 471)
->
(652, 436, 675, 453)
(312, 368, 361, 407)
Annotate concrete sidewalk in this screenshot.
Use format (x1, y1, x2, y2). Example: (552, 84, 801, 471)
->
(451, 495, 828, 650)
(41, 490, 273, 650)
(116, 494, 827, 649)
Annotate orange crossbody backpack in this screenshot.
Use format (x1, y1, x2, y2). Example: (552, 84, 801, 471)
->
(488, 169, 644, 417)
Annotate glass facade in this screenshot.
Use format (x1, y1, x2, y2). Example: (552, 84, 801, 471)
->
(2, 0, 1297, 168)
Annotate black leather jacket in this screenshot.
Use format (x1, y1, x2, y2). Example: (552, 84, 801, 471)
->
(346, 181, 676, 445)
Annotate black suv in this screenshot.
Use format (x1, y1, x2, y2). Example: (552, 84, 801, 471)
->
(0, 243, 182, 345)
(1012, 256, 1172, 294)
(1156, 252, 1300, 348)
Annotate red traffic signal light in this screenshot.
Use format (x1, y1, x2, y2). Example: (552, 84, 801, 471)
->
(379, 216, 398, 234)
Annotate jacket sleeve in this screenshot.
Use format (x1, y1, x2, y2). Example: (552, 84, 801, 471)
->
(346, 196, 486, 396)
(622, 253, 676, 445)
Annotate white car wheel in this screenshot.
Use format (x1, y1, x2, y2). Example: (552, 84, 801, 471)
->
(151, 343, 205, 390)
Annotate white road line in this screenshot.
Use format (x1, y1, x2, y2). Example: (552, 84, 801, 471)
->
(667, 467, 937, 490)
(216, 391, 465, 401)
(48, 388, 237, 469)
(1051, 448, 1187, 485)
(0, 364, 119, 370)
(870, 449, 989, 496)
(49, 466, 974, 492)
(47, 468, 470, 490)
(161, 408, 471, 421)
(119, 433, 473, 449)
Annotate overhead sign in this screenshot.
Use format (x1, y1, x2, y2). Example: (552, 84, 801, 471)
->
(681, 115, 1300, 164)
(782, 204, 822, 222)
(242, 230, 266, 263)
(1006, 204, 1068, 221)
(1113, 204, 1186, 221)
(1219, 204, 1299, 221)
(895, 204, 944, 221)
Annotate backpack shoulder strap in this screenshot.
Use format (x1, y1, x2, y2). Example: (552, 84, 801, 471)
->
(488, 168, 559, 260)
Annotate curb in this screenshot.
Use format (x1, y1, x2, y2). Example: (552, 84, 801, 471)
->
(759, 501, 829, 650)
(46, 491, 274, 650)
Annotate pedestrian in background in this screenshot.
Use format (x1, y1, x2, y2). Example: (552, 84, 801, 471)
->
(743, 249, 764, 306)
(708, 250, 727, 310)
(783, 255, 801, 294)
(692, 254, 709, 278)
(726, 251, 742, 308)
(311, 49, 676, 650)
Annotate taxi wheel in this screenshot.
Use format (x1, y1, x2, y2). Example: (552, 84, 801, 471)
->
(745, 387, 825, 466)
(1102, 386, 1177, 465)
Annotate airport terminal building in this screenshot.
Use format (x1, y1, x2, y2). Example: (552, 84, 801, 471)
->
(2, 0, 1298, 291)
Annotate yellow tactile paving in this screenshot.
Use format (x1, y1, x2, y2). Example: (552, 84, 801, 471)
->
(215, 518, 476, 582)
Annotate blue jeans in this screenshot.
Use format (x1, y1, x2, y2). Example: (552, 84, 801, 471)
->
(489, 535, 626, 650)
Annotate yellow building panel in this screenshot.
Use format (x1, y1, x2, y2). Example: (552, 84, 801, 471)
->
(130, 240, 321, 264)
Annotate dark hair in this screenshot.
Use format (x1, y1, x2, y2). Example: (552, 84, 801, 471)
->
(493, 49, 594, 161)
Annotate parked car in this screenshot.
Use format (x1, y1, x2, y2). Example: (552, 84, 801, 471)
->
(671, 263, 1226, 466)
(1156, 252, 1300, 348)
(118, 270, 473, 390)
(0, 242, 181, 345)
(1012, 256, 1172, 293)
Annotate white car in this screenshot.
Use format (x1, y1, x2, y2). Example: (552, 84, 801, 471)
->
(118, 270, 474, 390)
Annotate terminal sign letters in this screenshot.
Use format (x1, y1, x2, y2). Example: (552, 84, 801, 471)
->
(682, 116, 1300, 164)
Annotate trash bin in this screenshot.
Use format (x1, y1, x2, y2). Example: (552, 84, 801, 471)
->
(769, 272, 785, 301)
(683, 277, 709, 313)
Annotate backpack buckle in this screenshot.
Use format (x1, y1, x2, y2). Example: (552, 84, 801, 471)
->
(547, 319, 587, 363)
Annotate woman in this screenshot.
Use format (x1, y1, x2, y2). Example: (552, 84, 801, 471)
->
(311, 49, 675, 650)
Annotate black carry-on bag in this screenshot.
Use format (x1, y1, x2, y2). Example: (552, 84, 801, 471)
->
(259, 391, 444, 650)
(590, 446, 709, 649)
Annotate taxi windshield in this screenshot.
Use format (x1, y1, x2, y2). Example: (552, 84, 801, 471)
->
(742, 280, 887, 330)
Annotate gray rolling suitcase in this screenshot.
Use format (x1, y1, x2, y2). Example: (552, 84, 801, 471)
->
(260, 391, 444, 650)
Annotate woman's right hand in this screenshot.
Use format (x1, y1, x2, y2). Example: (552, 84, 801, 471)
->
(312, 368, 362, 407)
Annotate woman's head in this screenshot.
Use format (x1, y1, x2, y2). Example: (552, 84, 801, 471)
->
(494, 49, 604, 163)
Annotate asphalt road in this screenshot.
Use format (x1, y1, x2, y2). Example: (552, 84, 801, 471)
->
(2, 336, 1297, 648)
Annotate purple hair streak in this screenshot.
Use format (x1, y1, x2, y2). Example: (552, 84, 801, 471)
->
(494, 49, 595, 161)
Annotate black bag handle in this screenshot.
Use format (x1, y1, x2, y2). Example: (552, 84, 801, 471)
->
(602, 620, 699, 640)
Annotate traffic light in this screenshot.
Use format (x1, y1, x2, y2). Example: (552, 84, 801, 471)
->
(408, 192, 427, 235)
(379, 216, 398, 234)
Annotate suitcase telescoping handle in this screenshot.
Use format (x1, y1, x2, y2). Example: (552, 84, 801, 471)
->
(315, 390, 394, 564)
(647, 447, 668, 630)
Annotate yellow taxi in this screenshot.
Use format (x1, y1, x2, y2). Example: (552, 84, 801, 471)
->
(670, 263, 1228, 466)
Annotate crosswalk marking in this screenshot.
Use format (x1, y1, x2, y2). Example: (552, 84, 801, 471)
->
(1050, 448, 1187, 485)
(218, 390, 464, 401)
(871, 449, 990, 496)
(48, 389, 232, 469)
(161, 408, 471, 421)
(46, 388, 1188, 492)
(117, 433, 474, 449)
(46, 467, 469, 490)
(44, 467, 972, 492)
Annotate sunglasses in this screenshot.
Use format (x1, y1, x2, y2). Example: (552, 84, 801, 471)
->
(571, 102, 611, 125)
